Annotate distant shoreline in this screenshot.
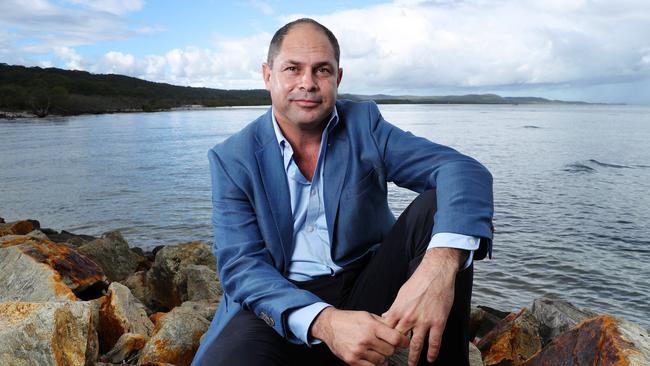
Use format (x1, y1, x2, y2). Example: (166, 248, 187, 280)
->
(0, 101, 623, 120)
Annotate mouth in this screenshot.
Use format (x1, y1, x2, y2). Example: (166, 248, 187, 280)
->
(291, 99, 322, 107)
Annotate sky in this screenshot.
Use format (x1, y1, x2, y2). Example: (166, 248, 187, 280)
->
(2, 0, 650, 104)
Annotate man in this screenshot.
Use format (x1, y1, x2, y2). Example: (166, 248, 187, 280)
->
(192, 18, 493, 366)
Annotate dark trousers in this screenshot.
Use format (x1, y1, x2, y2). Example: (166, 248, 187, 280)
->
(201, 190, 473, 365)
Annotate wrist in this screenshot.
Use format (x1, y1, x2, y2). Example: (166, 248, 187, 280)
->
(424, 247, 467, 274)
(310, 306, 335, 342)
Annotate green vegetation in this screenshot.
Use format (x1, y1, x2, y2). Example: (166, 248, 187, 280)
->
(1, 63, 588, 118)
(0, 63, 271, 117)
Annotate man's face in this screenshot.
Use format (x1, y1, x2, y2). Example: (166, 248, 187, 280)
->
(263, 24, 343, 133)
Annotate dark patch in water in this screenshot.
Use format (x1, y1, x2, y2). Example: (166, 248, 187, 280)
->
(564, 162, 596, 173)
(523, 125, 541, 129)
(588, 159, 631, 169)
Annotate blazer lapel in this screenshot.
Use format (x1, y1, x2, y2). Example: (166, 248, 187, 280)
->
(323, 129, 349, 247)
(255, 113, 293, 271)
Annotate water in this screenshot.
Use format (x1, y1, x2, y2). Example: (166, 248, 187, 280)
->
(2, 104, 649, 329)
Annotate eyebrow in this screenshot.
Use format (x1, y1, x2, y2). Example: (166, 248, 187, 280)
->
(283, 60, 334, 68)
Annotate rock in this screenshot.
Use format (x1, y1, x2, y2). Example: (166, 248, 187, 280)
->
(138, 305, 211, 366)
(0, 236, 106, 299)
(147, 241, 216, 310)
(184, 264, 222, 303)
(388, 342, 483, 366)
(101, 332, 146, 364)
(0, 301, 98, 366)
(123, 270, 155, 314)
(531, 297, 597, 345)
(0, 245, 77, 302)
(78, 230, 148, 282)
(42, 228, 96, 246)
(0, 219, 36, 236)
(98, 282, 154, 354)
(476, 308, 543, 366)
(522, 315, 650, 366)
(26, 229, 49, 240)
(471, 306, 505, 341)
(178, 301, 218, 322)
(0, 216, 4, 223)
(469, 342, 484, 366)
(478, 305, 513, 320)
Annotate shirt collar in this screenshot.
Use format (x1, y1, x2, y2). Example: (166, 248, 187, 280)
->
(271, 106, 339, 150)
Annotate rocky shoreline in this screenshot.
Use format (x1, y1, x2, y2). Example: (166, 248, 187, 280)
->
(1, 217, 648, 366)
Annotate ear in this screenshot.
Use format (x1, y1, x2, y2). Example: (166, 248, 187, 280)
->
(336, 67, 343, 87)
(262, 63, 272, 91)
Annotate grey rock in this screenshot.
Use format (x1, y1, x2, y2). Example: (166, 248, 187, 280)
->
(101, 332, 146, 364)
(79, 230, 147, 282)
(388, 342, 483, 366)
(471, 306, 504, 341)
(617, 317, 650, 365)
(0, 245, 77, 302)
(531, 297, 597, 344)
(147, 241, 216, 310)
(122, 270, 155, 314)
(41, 228, 96, 246)
(0, 301, 98, 366)
(178, 301, 218, 322)
(98, 282, 154, 354)
(26, 229, 49, 240)
(138, 305, 211, 366)
(184, 264, 222, 303)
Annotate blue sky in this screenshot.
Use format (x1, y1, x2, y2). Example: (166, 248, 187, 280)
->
(2, 0, 650, 104)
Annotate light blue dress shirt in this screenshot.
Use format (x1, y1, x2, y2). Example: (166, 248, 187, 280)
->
(271, 108, 479, 345)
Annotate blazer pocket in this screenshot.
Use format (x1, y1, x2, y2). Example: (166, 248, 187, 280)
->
(343, 169, 379, 198)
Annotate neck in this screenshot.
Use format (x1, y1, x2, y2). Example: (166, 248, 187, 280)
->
(275, 117, 326, 149)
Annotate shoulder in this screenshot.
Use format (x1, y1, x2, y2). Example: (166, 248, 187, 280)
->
(336, 99, 380, 119)
(336, 99, 384, 132)
(209, 108, 270, 159)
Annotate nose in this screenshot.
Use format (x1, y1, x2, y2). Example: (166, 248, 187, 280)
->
(299, 69, 317, 91)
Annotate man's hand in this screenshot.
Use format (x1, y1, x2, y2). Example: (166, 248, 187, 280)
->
(311, 307, 409, 366)
(381, 248, 466, 366)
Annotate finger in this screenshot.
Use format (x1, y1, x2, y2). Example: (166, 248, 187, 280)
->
(373, 320, 409, 348)
(379, 311, 398, 328)
(362, 349, 386, 366)
(407, 328, 426, 366)
(427, 324, 444, 362)
(394, 317, 413, 336)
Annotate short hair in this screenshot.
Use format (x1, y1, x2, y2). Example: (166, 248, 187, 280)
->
(266, 18, 340, 68)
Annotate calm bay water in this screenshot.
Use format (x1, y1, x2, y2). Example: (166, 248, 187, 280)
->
(1, 104, 649, 328)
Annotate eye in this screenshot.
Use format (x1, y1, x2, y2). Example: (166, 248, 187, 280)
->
(316, 67, 331, 75)
(284, 66, 298, 72)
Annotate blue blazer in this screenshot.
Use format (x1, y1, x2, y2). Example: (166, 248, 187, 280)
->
(192, 100, 493, 363)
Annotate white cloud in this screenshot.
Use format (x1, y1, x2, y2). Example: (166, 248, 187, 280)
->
(3, 0, 650, 102)
(0, 0, 144, 56)
(54, 46, 84, 70)
(268, 0, 650, 95)
(89, 33, 271, 89)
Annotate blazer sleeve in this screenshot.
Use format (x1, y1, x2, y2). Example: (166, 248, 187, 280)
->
(367, 103, 494, 251)
(208, 148, 323, 341)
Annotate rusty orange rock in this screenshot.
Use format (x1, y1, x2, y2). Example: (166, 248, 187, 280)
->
(522, 315, 650, 366)
(476, 308, 543, 366)
(98, 282, 154, 354)
(0, 220, 35, 236)
(138, 305, 210, 366)
(1, 236, 106, 296)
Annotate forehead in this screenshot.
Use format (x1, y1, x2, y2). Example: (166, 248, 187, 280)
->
(276, 24, 336, 63)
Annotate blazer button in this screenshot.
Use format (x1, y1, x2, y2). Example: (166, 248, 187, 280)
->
(260, 311, 275, 327)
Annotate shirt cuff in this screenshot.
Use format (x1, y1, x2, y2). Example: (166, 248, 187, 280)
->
(428, 232, 480, 270)
(287, 302, 332, 345)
